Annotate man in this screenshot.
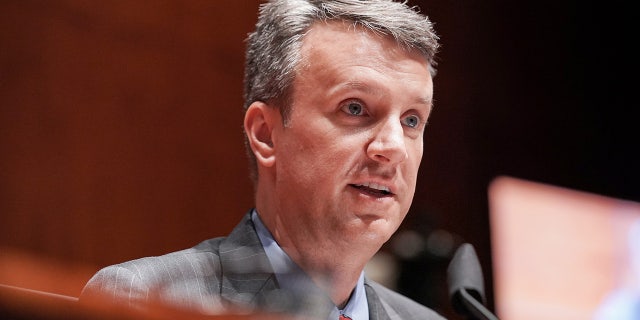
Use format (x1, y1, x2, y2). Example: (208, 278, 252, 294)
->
(80, 0, 443, 319)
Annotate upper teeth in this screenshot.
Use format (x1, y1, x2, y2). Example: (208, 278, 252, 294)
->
(358, 183, 390, 193)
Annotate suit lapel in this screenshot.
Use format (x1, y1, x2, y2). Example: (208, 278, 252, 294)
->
(219, 211, 279, 308)
(365, 279, 393, 320)
(217, 211, 335, 318)
(218, 212, 396, 319)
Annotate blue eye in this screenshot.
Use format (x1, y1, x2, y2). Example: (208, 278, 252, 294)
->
(342, 101, 365, 116)
(402, 115, 421, 128)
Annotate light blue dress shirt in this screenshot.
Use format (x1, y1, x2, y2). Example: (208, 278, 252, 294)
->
(252, 210, 369, 320)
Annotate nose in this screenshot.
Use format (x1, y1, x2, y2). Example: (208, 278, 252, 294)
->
(366, 119, 408, 165)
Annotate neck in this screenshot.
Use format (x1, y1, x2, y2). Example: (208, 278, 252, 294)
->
(289, 250, 365, 308)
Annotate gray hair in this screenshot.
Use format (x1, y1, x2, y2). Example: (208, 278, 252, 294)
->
(243, 0, 440, 183)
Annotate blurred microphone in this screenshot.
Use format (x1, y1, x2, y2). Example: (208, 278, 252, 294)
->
(447, 243, 499, 320)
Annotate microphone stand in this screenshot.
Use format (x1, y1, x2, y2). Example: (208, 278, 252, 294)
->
(456, 288, 499, 320)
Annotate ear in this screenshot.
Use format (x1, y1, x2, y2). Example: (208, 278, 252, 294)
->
(244, 101, 278, 168)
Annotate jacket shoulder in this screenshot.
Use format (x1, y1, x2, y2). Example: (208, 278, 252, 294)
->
(80, 237, 226, 312)
(366, 280, 447, 320)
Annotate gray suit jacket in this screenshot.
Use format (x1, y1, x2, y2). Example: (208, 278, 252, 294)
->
(80, 211, 445, 319)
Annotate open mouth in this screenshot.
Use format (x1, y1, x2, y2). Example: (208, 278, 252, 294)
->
(350, 183, 393, 197)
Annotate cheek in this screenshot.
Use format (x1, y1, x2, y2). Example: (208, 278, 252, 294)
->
(277, 129, 344, 181)
(406, 140, 423, 175)
(290, 123, 359, 163)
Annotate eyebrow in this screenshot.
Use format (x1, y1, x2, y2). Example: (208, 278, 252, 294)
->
(419, 95, 434, 112)
(337, 80, 433, 109)
(339, 80, 377, 95)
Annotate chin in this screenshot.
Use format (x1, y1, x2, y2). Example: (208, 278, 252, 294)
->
(358, 219, 398, 242)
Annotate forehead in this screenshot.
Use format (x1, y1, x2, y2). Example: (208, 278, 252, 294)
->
(295, 21, 433, 101)
(301, 20, 429, 65)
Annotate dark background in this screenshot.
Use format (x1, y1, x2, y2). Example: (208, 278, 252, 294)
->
(1, 1, 638, 319)
(398, 0, 638, 317)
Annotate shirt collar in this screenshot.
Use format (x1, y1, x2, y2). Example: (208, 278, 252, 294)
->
(252, 209, 369, 320)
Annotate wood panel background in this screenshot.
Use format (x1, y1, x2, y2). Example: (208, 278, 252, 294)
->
(0, 0, 261, 298)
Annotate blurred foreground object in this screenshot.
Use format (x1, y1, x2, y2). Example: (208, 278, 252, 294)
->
(489, 176, 640, 320)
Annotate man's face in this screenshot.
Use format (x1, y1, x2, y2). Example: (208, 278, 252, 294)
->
(269, 21, 433, 254)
